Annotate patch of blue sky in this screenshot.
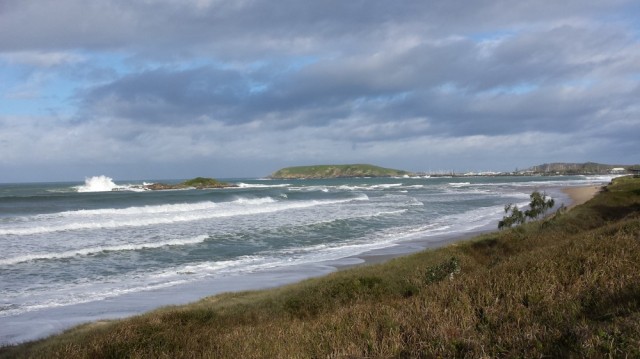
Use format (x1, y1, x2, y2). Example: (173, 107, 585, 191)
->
(0, 99, 36, 116)
(0, 57, 31, 83)
(1, 84, 75, 117)
(249, 82, 268, 94)
(286, 55, 321, 70)
(83, 51, 215, 77)
(37, 75, 78, 115)
(0, 70, 77, 117)
(81, 51, 131, 76)
(124, 55, 266, 74)
(600, 3, 640, 36)
(0, 64, 36, 116)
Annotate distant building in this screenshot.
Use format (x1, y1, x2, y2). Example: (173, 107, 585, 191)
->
(610, 167, 626, 174)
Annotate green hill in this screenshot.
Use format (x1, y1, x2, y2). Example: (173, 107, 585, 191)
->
(269, 164, 412, 179)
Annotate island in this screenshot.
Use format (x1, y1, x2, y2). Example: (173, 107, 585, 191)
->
(143, 177, 237, 190)
(269, 164, 412, 179)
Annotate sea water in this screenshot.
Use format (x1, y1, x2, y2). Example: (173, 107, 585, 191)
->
(0, 175, 616, 344)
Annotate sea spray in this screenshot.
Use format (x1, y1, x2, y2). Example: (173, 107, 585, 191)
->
(76, 175, 119, 192)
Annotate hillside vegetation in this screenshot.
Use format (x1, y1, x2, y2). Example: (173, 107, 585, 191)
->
(269, 164, 411, 179)
(2, 177, 640, 358)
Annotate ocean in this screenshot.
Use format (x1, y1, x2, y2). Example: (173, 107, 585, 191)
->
(0, 174, 616, 344)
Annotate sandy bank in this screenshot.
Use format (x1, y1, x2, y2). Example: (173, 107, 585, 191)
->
(562, 185, 602, 209)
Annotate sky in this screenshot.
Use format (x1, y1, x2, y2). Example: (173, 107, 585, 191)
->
(1, 0, 639, 182)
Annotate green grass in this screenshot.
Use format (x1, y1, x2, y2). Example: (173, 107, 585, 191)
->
(2, 177, 640, 358)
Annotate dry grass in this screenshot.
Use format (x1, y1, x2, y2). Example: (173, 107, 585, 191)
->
(2, 177, 640, 358)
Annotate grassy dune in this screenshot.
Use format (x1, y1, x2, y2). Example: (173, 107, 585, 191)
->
(2, 177, 640, 358)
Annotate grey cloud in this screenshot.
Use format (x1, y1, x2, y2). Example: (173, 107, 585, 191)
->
(82, 67, 252, 123)
(77, 21, 640, 141)
(0, 0, 634, 57)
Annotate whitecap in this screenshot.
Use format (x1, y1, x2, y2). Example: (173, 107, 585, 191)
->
(0, 235, 210, 265)
(0, 196, 369, 236)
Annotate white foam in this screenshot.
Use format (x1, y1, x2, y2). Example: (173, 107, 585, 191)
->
(0, 277, 193, 318)
(448, 182, 471, 187)
(58, 201, 221, 217)
(74, 176, 147, 193)
(470, 175, 620, 189)
(372, 183, 403, 189)
(373, 209, 407, 217)
(290, 183, 405, 192)
(288, 185, 331, 192)
(75, 176, 119, 192)
(236, 183, 290, 188)
(0, 195, 369, 236)
(0, 235, 210, 266)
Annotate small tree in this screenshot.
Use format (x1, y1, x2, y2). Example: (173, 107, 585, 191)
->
(524, 191, 555, 220)
(498, 190, 555, 230)
(498, 203, 525, 230)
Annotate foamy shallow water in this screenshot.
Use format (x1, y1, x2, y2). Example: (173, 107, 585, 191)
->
(0, 175, 617, 344)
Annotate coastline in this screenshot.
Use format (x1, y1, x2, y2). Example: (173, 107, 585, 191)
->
(562, 185, 602, 209)
(0, 184, 602, 345)
(5, 178, 638, 357)
(347, 184, 601, 268)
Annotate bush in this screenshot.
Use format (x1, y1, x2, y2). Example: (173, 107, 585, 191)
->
(499, 191, 555, 229)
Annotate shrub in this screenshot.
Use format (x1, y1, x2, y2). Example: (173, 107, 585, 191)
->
(499, 191, 555, 229)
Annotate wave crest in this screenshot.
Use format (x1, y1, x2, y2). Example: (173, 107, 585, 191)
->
(0, 195, 368, 236)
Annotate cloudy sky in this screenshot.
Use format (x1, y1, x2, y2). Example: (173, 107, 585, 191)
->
(1, 0, 639, 182)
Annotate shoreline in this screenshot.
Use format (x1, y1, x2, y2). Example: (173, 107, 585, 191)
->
(5, 178, 638, 357)
(346, 184, 600, 268)
(0, 184, 602, 345)
(562, 185, 602, 209)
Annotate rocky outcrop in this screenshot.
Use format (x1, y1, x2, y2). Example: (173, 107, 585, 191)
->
(143, 177, 237, 190)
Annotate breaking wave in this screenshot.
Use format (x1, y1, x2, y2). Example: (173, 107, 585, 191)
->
(0, 235, 211, 266)
(75, 176, 120, 192)
(0, 195, 369, 236)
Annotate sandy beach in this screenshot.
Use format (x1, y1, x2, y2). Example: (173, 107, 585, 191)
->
(562, 185, 602, 209)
